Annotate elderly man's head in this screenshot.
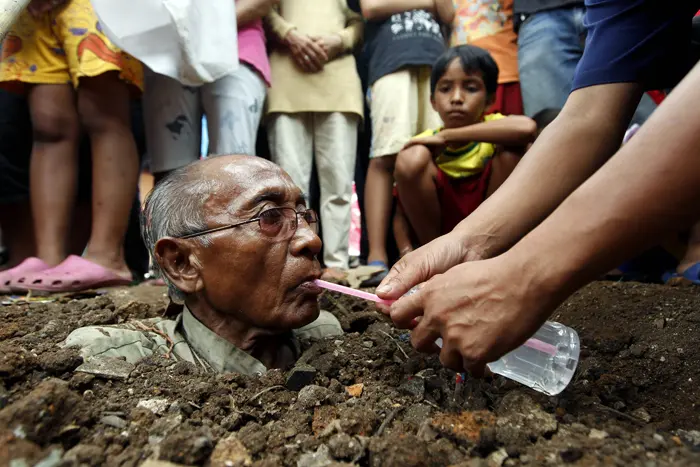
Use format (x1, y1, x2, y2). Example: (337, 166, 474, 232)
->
(141, 156, 323, 331)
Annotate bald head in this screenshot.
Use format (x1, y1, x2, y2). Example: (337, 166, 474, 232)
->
(140, 155, 301, 300)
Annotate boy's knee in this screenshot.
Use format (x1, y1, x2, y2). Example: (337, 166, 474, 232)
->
(394, 145, 432, 182)
(32, 107, 79, 144)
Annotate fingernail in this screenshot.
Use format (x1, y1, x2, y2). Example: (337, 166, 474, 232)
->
(376, 284, 391, 294)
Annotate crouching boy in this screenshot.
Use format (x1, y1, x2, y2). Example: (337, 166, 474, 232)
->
(394, 45, 537, 246)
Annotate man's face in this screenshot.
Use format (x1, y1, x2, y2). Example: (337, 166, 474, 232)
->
(192, 159, 323, 331)
(432, 58, 491, 129)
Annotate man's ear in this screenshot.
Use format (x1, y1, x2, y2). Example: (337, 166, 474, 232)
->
(154, 237, 205, 295)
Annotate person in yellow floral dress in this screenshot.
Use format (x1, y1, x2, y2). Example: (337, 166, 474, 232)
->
(0, 0, 144, 292)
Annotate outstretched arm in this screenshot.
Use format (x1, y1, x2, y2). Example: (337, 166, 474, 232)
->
(433, 0, 455, 25)
(440, 115, 537, 147)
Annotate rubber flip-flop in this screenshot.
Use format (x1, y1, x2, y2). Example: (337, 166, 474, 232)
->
(680, 262, 700, 285)
(360, 261, 389, 288)
(11, 255, 132, 293)
(663, 262, 700, 286)
(0, 257, 51, 294)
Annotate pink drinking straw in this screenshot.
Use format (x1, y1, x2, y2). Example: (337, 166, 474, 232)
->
(314, 279, 394, 306)
(314, 279, 557, 356)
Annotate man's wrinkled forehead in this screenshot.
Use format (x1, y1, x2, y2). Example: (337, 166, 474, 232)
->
(202, 160, 304, 215)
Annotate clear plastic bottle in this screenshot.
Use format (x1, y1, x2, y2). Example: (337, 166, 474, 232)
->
(436, 321, 580, 396)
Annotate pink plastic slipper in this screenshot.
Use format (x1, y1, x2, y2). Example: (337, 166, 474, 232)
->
(11, 255, 132, 293)
(0, 257, 51, 294)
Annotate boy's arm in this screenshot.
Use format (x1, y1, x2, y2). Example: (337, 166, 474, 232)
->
(237, 0, 279, 27)
(433, 0, 455, 25)
(266, 7, 295, 40)
(440, 116, 538, 147)
(359, 0, 435, 21)
(337, 9, 364, 52)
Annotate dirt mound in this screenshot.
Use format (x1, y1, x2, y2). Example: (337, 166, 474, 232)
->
(0, 282, 699, 466)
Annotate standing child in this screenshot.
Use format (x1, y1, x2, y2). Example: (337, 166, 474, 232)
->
(349, 0, 454, 286)
(0, 0, 143, 292)
(394, 45, 536, 245)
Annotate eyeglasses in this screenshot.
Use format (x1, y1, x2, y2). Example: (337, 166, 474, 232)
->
(177, 207, 319, 241)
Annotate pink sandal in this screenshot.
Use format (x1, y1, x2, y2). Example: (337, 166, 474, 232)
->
(0, 257, 51, 294)
(11, 255, 132, 293)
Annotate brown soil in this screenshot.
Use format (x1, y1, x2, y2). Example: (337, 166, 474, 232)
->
(1, 281, 699, 466)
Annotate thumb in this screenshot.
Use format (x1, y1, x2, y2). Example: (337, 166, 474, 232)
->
(376, 254, 426, 300)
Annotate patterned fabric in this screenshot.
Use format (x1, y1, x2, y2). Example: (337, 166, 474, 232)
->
(0, 0, 142, 90)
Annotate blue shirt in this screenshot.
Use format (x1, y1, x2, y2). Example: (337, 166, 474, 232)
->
(572, 0, 700, 92)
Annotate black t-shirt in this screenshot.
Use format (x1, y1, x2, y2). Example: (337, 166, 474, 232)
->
(572, 0, 700, 92)
(348, 0, 446, 86)
(514, 0, 583, 15)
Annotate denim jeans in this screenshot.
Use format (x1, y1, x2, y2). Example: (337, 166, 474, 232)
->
(518, 6, 656, 125)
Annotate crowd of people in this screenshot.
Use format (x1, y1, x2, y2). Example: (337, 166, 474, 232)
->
(0, 0, 675, 292)
(0, 0, 699, 377)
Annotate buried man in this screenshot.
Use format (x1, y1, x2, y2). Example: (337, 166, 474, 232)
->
(62, 155, 342, 375)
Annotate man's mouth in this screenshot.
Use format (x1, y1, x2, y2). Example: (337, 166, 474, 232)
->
(295, 271, 323, 295)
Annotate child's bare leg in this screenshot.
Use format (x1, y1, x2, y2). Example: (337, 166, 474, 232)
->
(394, 145, 441, 245)
(677, 221, 700, 273)
(0, 201, 35, 267)
(485, 150, 521, 199)
(392, 205, 414, 257)
(365, 155, 396, 265)
(28, 84, 80, 266)
(77, 73, 138, 277)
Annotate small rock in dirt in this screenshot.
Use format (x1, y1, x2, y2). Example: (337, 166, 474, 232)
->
(100, 415, 127, 429)
(63, 444, 105, 466)
(169, 360, 198, 376)
(589, 429, 609, 439)
(297, 444, 333, 467)
(75, 356, 134, 380)
(68, 372, 95, 390)
(0, 383, 8, 409)
(560, 447, 584, 463)
(487, 448, 509, 467)
(160, 431, 214, 465)
(0, 378, 84, 445)
(345, 383, 364, 398)
(296, 385, 333, 409)
(677, 430, 700, 447)
(629, 344, 647, 357)
(362, 340, 374, 348)
(653, 318, 666, 329)
(141, 461, 186, 467)
(496, 391, 558, 440)
(612, 401, 626, 411)
(398, 377, 425, 400)
(221, 412, 246, 431)
(328, 433, 364, 461)
(631, 407, 652, 423)
(210, 434, 252, 467)
(40, 348, 83, 375)
(645, 433, 666, 451)
(431, 411, 496, 445)
(137, 398, 170, 415)
(286, 364, 318, 391)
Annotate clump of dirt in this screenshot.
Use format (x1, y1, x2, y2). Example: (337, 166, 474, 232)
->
(0, 282, 699, 466)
